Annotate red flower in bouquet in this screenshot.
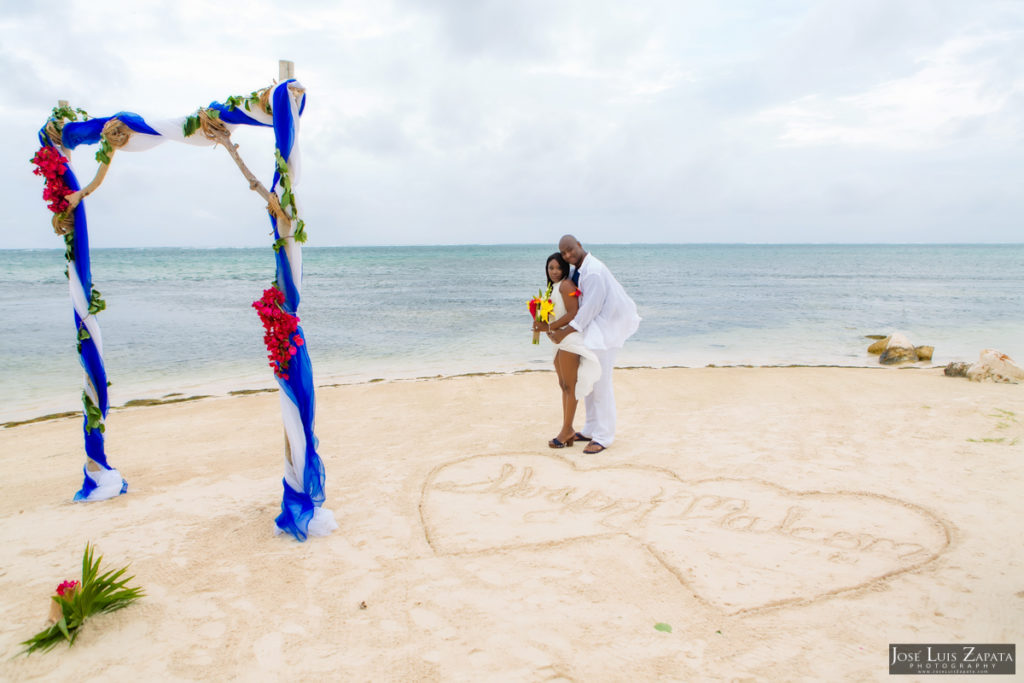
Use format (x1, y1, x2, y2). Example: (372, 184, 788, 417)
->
(252, 287, 304, 379)
(31, 146, 73, 215)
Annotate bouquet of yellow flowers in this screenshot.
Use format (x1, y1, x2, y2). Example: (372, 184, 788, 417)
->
(528, 283, 555, 344)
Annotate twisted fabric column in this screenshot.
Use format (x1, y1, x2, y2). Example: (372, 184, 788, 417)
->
(268, 81, 337, 540)
(37, 128, 128, 501)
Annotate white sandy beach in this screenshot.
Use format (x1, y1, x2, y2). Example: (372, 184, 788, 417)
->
(0, 367, 1021, 681)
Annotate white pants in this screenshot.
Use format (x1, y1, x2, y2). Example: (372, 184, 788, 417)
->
(582, 348, 618, 446)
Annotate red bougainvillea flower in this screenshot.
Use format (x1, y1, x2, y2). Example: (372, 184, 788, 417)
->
(31, 147, 69, 179)
(252, 287, 304, 379)
(56, 580, 80, 597)
(31, 146, 73, 215)
(570, 289, 582, 297)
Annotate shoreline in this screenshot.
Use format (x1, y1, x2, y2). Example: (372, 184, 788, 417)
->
(1, 363, 950, 430)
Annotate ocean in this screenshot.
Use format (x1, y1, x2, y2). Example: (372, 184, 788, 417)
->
(3, 244, 1023, 422)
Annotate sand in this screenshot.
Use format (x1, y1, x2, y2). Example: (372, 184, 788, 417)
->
(0, 367, 1021, 681)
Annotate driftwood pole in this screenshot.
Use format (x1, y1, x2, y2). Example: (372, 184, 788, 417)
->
(55, 100, 70, 155)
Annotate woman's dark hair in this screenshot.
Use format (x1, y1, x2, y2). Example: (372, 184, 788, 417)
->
(546, 252, 571, 286)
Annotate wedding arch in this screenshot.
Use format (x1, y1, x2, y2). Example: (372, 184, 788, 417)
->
(32, 61, 335, 541)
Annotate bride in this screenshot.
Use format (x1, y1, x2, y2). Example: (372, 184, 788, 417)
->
(533, 253, 601, 449)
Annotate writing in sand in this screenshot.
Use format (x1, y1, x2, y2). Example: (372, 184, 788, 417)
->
(421, 455, 950, 613)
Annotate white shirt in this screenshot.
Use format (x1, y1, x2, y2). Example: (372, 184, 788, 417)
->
(568, 253, 641, 350)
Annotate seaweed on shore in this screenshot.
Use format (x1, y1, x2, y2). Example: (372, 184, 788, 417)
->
(121, 395, 210, 407)
(228, 388, 278, 396)
(2, 411, 80, 429)
(2, 395, 214, 429)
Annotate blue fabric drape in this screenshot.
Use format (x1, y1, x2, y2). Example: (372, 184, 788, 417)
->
(62, 113, 161, 149)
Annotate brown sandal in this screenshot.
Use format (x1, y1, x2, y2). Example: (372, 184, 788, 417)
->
(582, 441, 605, 454)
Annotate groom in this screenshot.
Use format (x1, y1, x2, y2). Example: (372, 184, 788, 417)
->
(548, 235, 640, 453)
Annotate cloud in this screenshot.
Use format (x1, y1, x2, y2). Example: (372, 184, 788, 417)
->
(753, 30, 1024, 149)
(2, 0, 1023, 247)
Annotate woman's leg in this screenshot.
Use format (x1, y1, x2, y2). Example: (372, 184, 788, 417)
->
(555, 350, 580, 442)
(554, 349, 568, 427)
(553, 350, 568, 440)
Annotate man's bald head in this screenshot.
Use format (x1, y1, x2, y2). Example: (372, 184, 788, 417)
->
(558, 234, 587, 267)
(558, 234, 578, 250)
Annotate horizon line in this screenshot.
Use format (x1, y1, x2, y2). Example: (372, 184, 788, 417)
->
(2, 241, 1023, 251)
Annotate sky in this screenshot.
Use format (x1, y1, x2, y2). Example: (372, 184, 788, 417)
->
(1, 0, 1022, 248)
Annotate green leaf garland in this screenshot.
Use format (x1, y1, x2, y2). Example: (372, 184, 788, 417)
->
(273, 149, 307, 243)
(94, 138, 113, 165)
(82, 391, 104, 434)
(182, 112, 201, 138)
(88, 288, 106, 315)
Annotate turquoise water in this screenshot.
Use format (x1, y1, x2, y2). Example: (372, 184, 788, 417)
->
(3, 244, 1023, 421)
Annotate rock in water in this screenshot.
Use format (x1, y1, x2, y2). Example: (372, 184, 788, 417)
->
(966, 349, 1024, 384)
(879, 333, 918, 365)
(915, 346, 934, 361)
(868, 337, 890, 354)
(944, 362, 970, 377)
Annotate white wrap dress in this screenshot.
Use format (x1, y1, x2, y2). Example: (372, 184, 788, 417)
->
(549, 281, 602, 401)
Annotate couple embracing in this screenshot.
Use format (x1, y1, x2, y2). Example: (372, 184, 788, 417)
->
(533, 235, 641, 454)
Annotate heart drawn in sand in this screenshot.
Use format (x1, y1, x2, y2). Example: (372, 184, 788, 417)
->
(419, 454, 951, 614)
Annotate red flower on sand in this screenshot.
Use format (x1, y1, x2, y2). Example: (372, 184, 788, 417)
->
(56, 580, 79, 597)
(31, 146, 73, 215)
(252, 287, 304, 380)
